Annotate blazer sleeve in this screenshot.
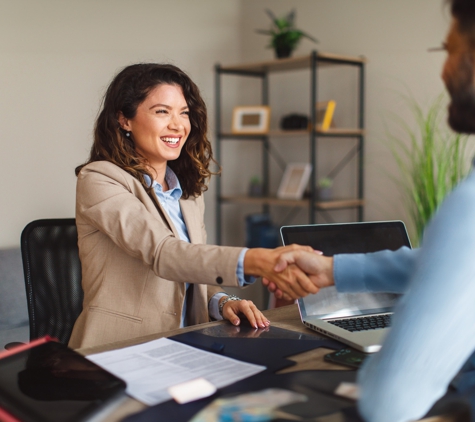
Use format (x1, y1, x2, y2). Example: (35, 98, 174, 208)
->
(76, 162, 243, 288)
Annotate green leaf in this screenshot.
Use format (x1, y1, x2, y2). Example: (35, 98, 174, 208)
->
(257, 9, 318, 50)
(383, 92, 471, 245)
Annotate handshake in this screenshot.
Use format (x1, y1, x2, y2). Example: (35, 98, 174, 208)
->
(243, 245, 335, 300)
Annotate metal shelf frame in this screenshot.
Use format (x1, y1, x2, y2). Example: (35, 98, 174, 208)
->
(215, 50, 366, 245)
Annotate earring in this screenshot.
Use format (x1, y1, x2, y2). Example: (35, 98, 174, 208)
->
(125, 131, 131, 138)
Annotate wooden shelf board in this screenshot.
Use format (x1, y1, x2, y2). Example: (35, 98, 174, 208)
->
(219, 128, 365, 139)
(219, 52, 367, 73)
(268, 128, 365, 137)
(316, 198, 365, 210)
(220, 195, 364, 209)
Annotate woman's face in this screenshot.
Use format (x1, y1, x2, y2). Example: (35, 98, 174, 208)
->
(120, 83, 191, 173)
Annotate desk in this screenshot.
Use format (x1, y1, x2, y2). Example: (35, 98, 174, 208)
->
(78, 305, 459, 422)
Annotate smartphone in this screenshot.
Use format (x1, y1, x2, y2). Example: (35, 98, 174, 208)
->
(324, 348, 368, 369)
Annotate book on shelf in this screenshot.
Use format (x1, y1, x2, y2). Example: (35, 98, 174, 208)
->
(316, 100, 336, 131)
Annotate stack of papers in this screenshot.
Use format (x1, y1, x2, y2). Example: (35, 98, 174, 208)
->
(87, 338, 266, 405)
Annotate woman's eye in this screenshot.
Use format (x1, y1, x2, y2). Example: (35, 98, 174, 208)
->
(156, 109, 167, 114)
(182, 110, 190, 116)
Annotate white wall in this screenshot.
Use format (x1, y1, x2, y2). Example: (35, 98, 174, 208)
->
(0, 0, 242, 247)
(0, 0, 457, 249)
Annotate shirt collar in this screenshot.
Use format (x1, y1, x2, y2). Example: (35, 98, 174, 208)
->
(143, 167, 183, 200)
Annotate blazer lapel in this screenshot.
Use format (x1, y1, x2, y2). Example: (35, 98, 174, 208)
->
(145, 189, 181, 239)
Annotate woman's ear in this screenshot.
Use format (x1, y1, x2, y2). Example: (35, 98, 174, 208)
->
(118, 112, 131, 131)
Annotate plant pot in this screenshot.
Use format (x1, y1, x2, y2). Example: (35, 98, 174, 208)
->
(318, 187, 332, 201)
(248, 183, 263, 197)
(275, 46, 293, 59)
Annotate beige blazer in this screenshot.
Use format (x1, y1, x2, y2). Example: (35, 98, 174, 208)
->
(69, 161, 243, 349)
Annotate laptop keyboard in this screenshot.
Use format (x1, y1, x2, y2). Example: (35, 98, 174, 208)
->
(327, 314, 392, 332)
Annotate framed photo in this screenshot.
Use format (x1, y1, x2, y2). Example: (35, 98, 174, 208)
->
(277, 163, 313, 200)
(315, 100, 336, 131)
(232, 106, 271, 134)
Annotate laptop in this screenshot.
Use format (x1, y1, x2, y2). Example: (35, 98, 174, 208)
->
(280, 221, 412, 353)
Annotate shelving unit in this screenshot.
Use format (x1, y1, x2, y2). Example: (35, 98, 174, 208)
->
(215, 50, 366, 245)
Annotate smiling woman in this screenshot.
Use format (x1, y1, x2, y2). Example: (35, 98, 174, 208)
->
(69, 63, 318, 349)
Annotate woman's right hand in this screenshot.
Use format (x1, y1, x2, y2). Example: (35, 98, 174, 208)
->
(244, 245, 319, 300)
(262, 250, 335, 300)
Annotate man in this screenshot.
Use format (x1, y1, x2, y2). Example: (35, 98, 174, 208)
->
(265, 1, 475, 420)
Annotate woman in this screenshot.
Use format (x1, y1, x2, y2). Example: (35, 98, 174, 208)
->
(69, 63, 315, 349)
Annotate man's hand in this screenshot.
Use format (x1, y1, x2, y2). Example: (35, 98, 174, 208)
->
(262, 249, 335, 299)
(244, 245, 318, 300)
(220, 297, 270, 329)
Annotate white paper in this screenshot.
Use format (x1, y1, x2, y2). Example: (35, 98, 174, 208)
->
(87, 338, 266, 406)
(168, 377, 217, 404)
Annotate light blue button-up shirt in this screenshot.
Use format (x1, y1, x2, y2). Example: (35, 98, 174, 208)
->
(334, 167, 475, 421)
(144, 168, 250, 327)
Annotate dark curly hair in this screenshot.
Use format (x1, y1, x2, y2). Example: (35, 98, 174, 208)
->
(449, 0, 475, 46)
(75, 63, 219, 198)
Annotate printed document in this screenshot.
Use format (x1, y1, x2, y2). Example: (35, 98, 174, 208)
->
(87, 338, 266, 406)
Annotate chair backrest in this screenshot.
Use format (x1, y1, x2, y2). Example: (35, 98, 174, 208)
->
(21, 219, 83, 344)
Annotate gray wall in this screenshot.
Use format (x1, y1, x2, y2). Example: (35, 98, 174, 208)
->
(0, 0, 459, 249)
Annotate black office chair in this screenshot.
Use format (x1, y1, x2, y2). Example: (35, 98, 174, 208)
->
(20, 218, 83, 345)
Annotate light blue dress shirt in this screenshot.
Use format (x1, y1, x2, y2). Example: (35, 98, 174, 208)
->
(334, 167, 475, 421)
(144, 168, 251, 327)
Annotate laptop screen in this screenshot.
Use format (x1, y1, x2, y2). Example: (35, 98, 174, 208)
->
(280, 221, 411, 319)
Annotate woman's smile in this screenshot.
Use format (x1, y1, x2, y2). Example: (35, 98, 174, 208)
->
(161, 136, 181, 146)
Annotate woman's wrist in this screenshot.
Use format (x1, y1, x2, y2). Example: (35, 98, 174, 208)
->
(243, 248, 269, 276)
(218, 295, 241, 316)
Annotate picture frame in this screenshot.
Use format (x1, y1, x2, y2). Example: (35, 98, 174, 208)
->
(277, 163, 313, 200)
(232, 106, 271, 134)
(315, 100, 336, 131)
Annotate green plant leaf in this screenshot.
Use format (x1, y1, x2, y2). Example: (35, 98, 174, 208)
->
(384, 93, 471, 245)
(257, 9, 318, 50)
(286, 9, 296, 26)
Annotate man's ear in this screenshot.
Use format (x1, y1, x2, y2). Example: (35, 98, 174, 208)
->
(118, 112, 131, 131)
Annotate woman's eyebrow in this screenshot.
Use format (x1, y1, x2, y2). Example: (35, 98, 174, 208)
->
(149, 103, 170, 110)
(148, 103, 189, 111)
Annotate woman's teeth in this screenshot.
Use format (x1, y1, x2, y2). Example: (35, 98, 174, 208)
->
(162, 137, 179, 144)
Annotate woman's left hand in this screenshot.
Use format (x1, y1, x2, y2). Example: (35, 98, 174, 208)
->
(221, 297, 270, 329)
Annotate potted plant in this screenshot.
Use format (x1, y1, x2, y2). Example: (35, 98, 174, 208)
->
(386, 94, 471, 246)
(248, 176, 263, 197)
(317, 177, 333, 201)
(256, 9, 318, 59)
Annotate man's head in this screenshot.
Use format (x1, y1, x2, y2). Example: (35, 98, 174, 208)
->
(443, 0, 475, 133)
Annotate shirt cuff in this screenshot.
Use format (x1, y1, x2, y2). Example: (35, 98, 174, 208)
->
(334, 253, 369, 293)
(209, 292, 228, 320)
(237, 248, 257, 286)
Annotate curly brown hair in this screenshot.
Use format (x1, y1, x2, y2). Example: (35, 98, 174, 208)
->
(450, 0, 475, 46)
(75, 63, 219, 198)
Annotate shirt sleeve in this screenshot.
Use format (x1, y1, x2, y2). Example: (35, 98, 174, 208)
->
(357, 174, 475, 422)
(208, 292, 228, 321)
(237, 248, 257, 286)
(334, 246, 418, 294)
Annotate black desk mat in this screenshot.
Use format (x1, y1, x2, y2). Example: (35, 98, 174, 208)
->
(169, 324, 344, 373)
(122, 370, 359, 422)
(122, 325, 354, 421)
(121, 324, 472, 421)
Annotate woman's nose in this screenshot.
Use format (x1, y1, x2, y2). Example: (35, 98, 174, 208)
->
(168, 113, 183, 130)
